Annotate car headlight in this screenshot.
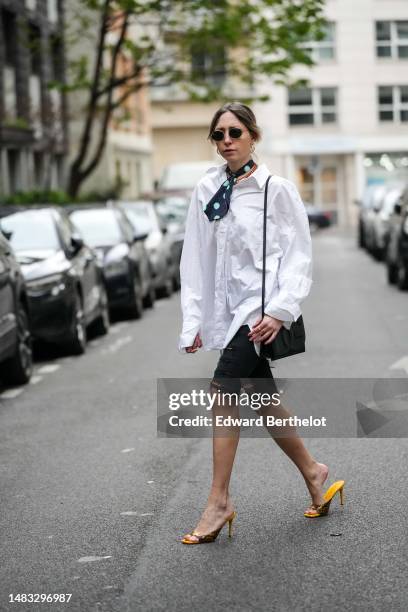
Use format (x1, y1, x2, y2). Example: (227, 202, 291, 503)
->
(104, 259, 128, 278)
(26, 273, 66, 297)
(145, 232, 162, 251)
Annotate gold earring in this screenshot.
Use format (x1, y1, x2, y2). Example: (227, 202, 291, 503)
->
(250, 142, 255, 154)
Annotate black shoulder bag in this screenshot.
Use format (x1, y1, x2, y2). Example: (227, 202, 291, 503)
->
(260, 176, 306, 361)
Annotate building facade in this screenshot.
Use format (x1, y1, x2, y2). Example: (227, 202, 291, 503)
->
(0, 0, 67, 197)
(151, 0, 408, 228)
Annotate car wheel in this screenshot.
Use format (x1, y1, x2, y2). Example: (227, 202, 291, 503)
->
(66, 291, 87, 355)
(397, 259, 408, 290)
(127, 277, 143, 319)
(93, 283, 110, 336)
(1, 305, 33, 385)
(387, 260, 398, 285)
(358, 224, 365, 248)
(157, 277, 173, 299)
(143, 283, 155, 309)
(172, 271, 181, 291)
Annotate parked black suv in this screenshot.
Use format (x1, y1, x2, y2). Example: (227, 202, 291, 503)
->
(0, 230, 33, 385)
(68, 206, 154, 317)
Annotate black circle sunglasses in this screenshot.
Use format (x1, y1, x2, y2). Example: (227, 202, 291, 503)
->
(211, 127, 245, 141)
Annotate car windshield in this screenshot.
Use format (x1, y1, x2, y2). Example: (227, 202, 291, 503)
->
(121, 203, 159, 234)
(69, 209, 122, 247)
(383, 189, 403, 214)
(0, 210, 60, 252)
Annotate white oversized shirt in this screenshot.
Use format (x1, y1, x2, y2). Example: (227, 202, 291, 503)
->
(178, 161, 313, 357)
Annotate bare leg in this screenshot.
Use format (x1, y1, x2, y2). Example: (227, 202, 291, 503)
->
(256, 399, 328, 513)
(182, 385, 239, 542)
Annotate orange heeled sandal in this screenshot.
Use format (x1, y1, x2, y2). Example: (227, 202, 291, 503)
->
(181, 511, 237, 544)
(304, 480, 345, 518)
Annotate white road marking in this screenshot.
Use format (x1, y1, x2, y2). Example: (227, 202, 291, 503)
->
(0, 388, 24, 399)
(37, 364, 60, 374)
(120, 511, 153, 517)
(389, 356, 408, 375)
(77, 555, 112, 563)
(121, 447, 135, 453)
(29, 375, 43, 385)
(101, 335, 132, 355)
(147, 480, 154, 484)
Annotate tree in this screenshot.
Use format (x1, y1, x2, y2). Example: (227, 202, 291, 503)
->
(59, 0, 326, 197)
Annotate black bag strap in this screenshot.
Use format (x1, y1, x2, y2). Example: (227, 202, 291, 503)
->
(261, 175, 272, 319)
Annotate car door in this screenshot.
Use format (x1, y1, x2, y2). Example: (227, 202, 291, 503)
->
(0, 233, 17, 356)
(59, 211, 100, 323)
(68, 214, 100, 321)
(116, 211, 139, 284)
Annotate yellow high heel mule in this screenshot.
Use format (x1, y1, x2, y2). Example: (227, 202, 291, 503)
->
(181, 511, 237, 544)
(304, 480, 345, 518)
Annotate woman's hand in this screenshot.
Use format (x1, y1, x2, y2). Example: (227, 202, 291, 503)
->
(248, 315, 283, 344)
(185, 332, 203, 353)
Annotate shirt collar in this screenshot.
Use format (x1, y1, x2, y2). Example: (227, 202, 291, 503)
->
(207, 161, 270, 189)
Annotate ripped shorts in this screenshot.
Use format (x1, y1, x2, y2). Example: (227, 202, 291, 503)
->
(211, 325, 278, 396)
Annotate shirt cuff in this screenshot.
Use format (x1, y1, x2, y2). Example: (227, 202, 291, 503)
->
(263, 305, 301, 330)
(178, 327, 200, 353)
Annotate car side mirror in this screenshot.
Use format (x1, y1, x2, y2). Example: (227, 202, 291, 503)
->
(0, 226, 13, 241)
(394, 203, 402, 215)
(134, 232, 148, 242)
(70, 234, 84, 253)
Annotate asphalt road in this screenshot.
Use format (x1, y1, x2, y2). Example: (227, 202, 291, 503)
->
(1, 227, 408, 612)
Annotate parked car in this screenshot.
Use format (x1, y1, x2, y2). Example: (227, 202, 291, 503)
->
(356, 183, 388, 254)
(155, 195, 189, 288)
(113, 200, 177, 298)
(0, 230, 33, 385)
(371, 184, 404, 261)
(304, 204, 332, 231)
(385, 186, 408, 290)
(68, 206, 154, 316)
(0, 207, 109, 355)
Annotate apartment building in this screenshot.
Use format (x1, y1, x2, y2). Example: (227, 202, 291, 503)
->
(0, 0, 67, 197)
(151, 0, 408, 228)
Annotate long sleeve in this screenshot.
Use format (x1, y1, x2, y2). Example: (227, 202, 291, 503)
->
(264, 179, 313, 329)
(178, 185, 205, 352)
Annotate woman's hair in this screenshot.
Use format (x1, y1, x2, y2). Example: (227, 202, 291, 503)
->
(207, 102, 262, 142)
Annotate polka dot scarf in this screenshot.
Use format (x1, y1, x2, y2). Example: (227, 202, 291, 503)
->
(203, 158, 256, 222)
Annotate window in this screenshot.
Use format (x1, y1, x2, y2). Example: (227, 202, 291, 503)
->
(2, 9, 16, 67)
(376, 21, 408, 59)
(301, 22, 336, 61)
(378, 85, 408, 122)
(50, 35, 62, 81)
(28, 24, 42, 76)
(288, 87, 337, 126)
(191, 46, 226, 86)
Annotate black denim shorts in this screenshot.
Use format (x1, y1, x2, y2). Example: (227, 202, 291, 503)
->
(211, 325, 278, 395)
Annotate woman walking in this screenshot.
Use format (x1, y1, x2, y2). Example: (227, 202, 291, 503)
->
(178, 102, 344, 544)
